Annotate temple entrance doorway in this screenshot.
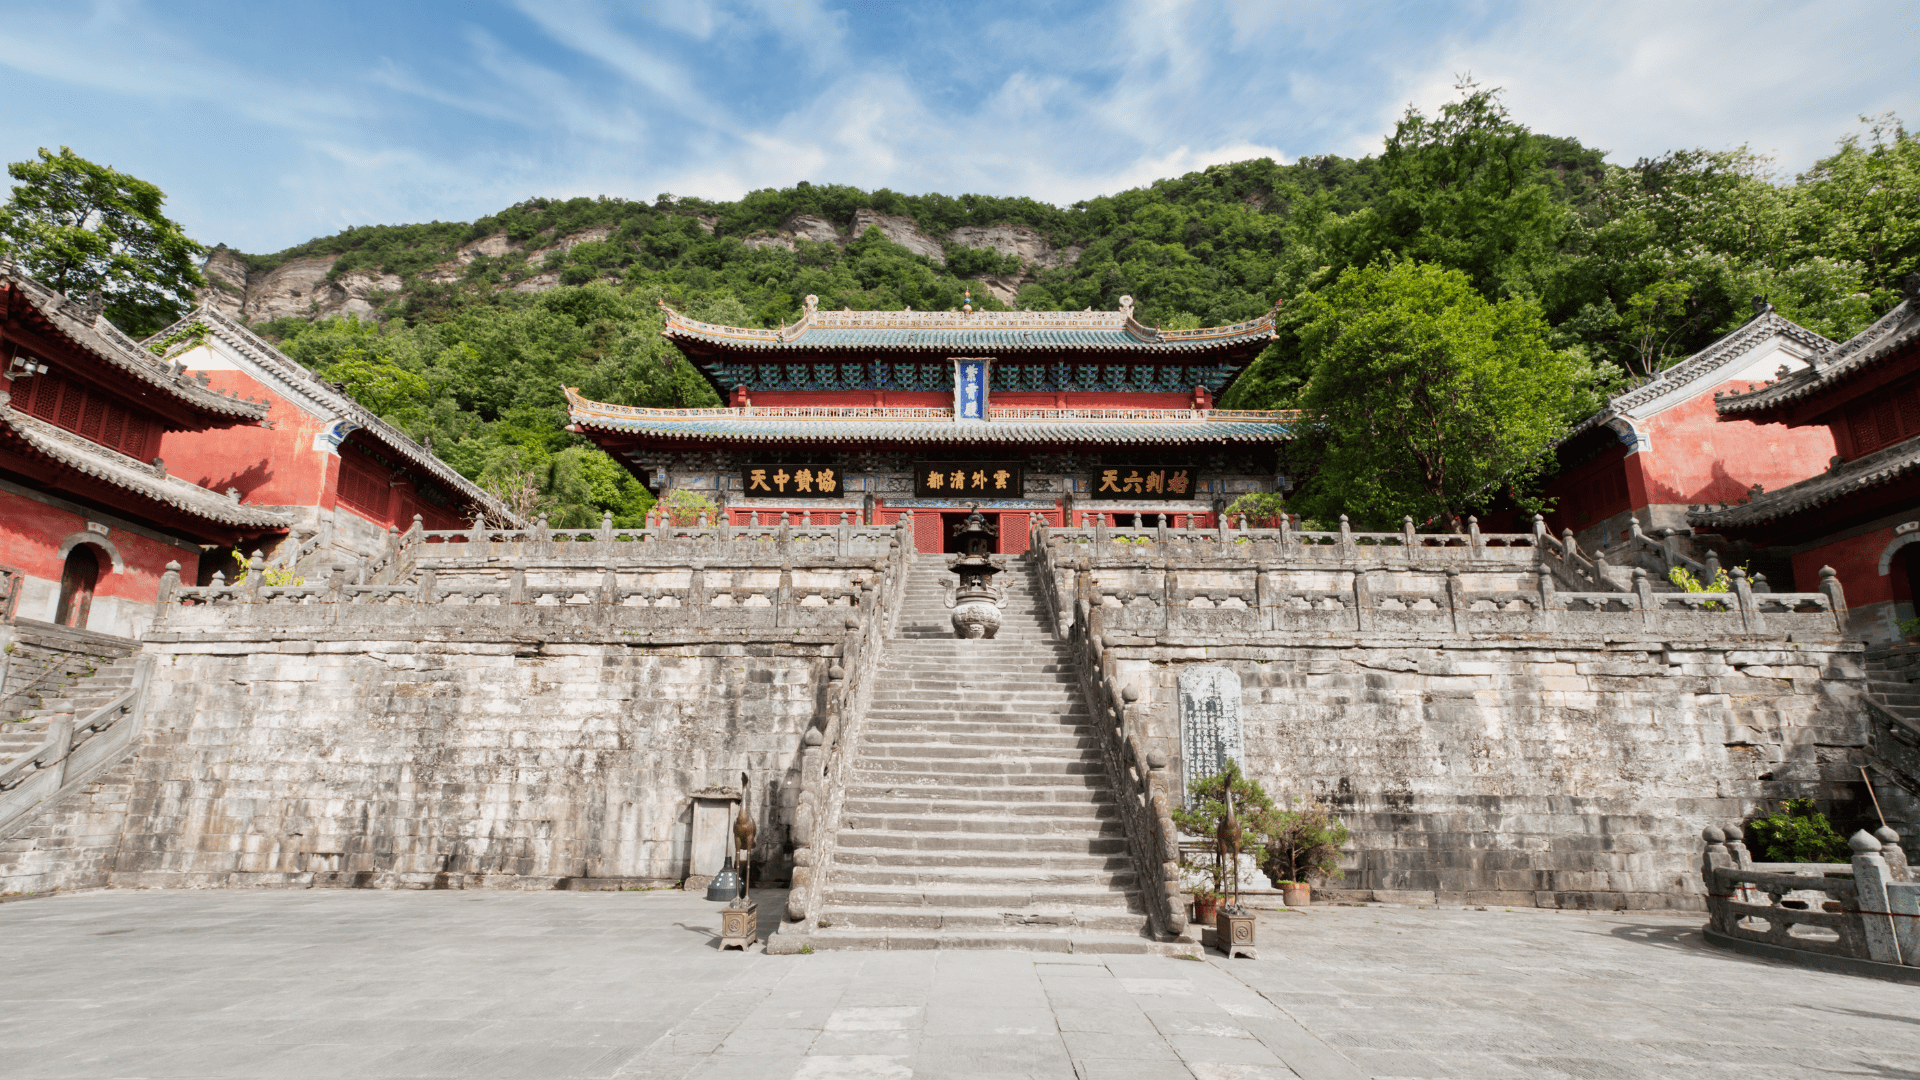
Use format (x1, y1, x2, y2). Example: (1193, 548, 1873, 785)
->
(54, 545, 99, 629)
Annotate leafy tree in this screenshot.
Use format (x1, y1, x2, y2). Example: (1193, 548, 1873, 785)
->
(1360, 80, 1564, 298)
(0, 146, 206, 335)
(1290, 261, 1611, 529)
(1171, 758, 1276, 899)
(1260, 802, 1349, 886)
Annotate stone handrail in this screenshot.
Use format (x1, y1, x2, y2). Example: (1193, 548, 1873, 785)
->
(775, 516, 913, 937)
(1052, 558, 1843, 642)
(1049, 512, 1541, 568)
(359, 512, 900, 587)
(1865, 697, 1920, 798)
(1030, 517, 1187, 941)
(1702, 826, 1918, 970)
(0, 656, 153, 841)
(153, 554, 884, 635)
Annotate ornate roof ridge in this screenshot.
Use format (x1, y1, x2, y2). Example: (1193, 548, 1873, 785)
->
(565, 388, 1301, 425)
(657, 295, 1279, 349)
(0, 406, 292, 531)
(1718, 297, 1920, 416)
(1, 259, 269, 424)
(146, 307, 521, 525)
(1558, 311, 1832, 447)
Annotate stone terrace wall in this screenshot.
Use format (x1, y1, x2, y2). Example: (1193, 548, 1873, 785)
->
(2, 528, 910, 894)
(1033, 520, 1870, 910)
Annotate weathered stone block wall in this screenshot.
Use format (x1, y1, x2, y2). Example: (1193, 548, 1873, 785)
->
(90, 631, 831, 891)
(1109, 640, 1867, 910)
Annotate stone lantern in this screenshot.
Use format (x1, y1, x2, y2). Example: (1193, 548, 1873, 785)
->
(943, 504, 1004, 639)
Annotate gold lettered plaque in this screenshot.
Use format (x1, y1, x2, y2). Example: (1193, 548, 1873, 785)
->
(1090, 466, 1196, 500)
(742, 464, 844, 499)
(913, 462, 1024, 499)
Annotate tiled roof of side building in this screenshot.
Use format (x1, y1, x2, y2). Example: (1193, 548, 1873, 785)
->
(659, 295, 1279, 355)
(143, 306, 520, 525)
(2, 259, 270, 425)
(1717, 282, 1920, 419)
(1688, 435, 1920, 530)
(1555, 308, 1833, 447)
(1, 408, 292, 531)
(564, 389, 1300, 445)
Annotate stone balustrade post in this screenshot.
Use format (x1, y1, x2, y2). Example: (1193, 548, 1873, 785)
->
(468, 513, 486, 545)
(1094, 512, 1109, 546)
(600, 511, 615, 544)
(1532, 513, 1547, 547)
(1468, 515, 1481, 550)
(243, 549, 266, 599)
(1629, 515, 1645, 543)
(1633, 568, 1655, 627)
(1723, 823, 1752, 867)
(1352, 567, 1372, 632)
(1278, 512, 1291, 550)
(1704, 549, 1722, 584)
(1820, 566, 1849, 633)
(1731, 567, 1761, 633)
(1537, 566, 1557, 631)
(1338, 514, 1353, 557)
(385, 525, 399, 556)
(1849, 830, 1906, 965)
(1444, 567, 1462, 633)
(779, 512, 792, 545)
(157, 561, 181, 609)
(898, 510, 914, 553)
(535, 513, 550, 542)
(1876, 826, 1911, 882)
(1402, 515, 1418, 550)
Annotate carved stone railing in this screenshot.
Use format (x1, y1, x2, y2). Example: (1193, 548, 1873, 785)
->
(1030, 517, 1187, 941)
(1049, 512, 1542, 568)
(771, 517, 912, 943)
(352, 511, 901, 587)
(1037, 529, 1845, 643)
(0, 656, 153, 841)
(153, 551, 890, 636)
(1703, 826, 1918, 972)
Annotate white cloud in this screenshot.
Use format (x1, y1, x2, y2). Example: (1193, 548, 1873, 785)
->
(1390, 0, 1920, 171)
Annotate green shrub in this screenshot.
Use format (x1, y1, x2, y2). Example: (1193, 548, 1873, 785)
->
(1223, 492, 1290, 528)
(1744, 798, 1850, 863)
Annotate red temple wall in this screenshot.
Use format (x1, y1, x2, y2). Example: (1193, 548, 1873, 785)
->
(0, 488, 200, 636)
(156, 370, 332, 510)
(1637, 387, 1834, 508)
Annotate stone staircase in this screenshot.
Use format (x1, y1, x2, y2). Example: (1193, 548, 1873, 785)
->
(1, 659, 140, 769)
(809, 553, 1178, 953)
(1861, 651, 1920, 838)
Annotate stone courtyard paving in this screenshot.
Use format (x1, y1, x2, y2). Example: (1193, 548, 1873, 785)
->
(1, 889, 1916, 1080)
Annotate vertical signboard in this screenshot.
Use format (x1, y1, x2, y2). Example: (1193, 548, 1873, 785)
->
(953, 358, 990, 422)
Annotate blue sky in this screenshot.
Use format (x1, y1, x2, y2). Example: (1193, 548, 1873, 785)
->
(0, 1, 1912, 254)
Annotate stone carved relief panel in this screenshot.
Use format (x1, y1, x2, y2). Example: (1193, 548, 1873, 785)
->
(1178, 664, 1243, 807)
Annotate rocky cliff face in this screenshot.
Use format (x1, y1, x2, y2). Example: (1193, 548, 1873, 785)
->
(201, 211, 1082, 323)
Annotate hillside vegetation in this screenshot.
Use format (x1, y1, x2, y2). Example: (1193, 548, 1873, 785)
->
(215, 88, 1918, 527)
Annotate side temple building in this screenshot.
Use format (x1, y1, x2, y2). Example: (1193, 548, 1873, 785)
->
(565, 295, 1300, 550)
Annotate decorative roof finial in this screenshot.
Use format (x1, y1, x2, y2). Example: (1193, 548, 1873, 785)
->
(962, 289, 973, 314)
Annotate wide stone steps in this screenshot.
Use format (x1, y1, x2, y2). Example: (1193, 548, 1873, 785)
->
(800, 554, 1178, 953)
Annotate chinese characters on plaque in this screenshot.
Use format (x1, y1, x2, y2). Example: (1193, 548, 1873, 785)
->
(741, 464, 844, 498)
(1089, 466, 1197, 499)
(912, 461, 1024, 499)
(954, 359, 988, 421)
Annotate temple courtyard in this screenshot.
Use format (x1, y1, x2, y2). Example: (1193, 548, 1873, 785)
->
(1, 889, 1915, 1080)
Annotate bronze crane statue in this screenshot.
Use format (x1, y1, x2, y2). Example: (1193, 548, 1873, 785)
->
(732, 771, 757, 905)
(1217, 782, 1242, 909)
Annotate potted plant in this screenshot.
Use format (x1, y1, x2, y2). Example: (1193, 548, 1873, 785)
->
(1259, 800, 1350, 906)
(1223, 492, 1290, 530)
(1172, 759, 1276, 925)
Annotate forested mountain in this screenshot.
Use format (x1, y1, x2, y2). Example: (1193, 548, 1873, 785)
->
(198, 88, 1918, 527)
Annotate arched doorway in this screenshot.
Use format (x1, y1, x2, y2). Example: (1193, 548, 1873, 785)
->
(54, 545, 99, 629)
